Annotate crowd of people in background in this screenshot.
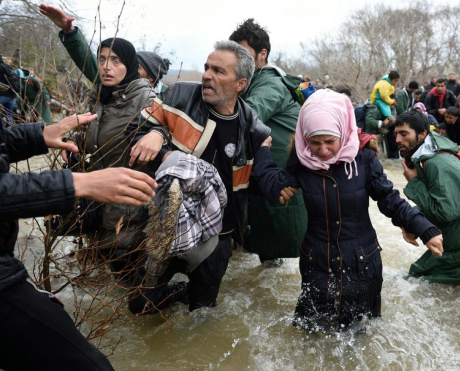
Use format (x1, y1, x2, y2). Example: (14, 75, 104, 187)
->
(1, 5, 460, 371)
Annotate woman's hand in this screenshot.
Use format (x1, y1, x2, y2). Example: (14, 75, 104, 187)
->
(279, 186, 297, 205)
(129, 131, 165, 166)
(425, 235, 443, 256)
(39, 4, 75, 33)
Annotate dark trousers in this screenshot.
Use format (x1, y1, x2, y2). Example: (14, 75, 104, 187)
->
(0, 280, 114, 371)
(129, 236, 232, 314)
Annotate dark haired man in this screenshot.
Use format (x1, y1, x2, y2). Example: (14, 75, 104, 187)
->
(446, 73, 460, 97)
(413, 90, 423, 104)
(125, 40, 272, 312)
(425, 77, 437, 91)
(424, 78, 456, 122)
(228, 18, 307, 265)
(394, 112, 460, 284)
(444, 106, 460, 145)
(396, 81, 419, 115)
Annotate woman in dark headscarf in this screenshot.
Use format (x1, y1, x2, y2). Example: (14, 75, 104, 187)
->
(62, 38, 173, 291)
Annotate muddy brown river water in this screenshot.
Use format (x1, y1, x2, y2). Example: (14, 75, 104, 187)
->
(13, 156, 460, 371)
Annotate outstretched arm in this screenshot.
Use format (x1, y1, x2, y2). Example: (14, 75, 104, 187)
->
(73, 168, 156, 206)
(43, 112, 97, 153)
(39, 4, 99, 82)
(39, 4, 75, 32)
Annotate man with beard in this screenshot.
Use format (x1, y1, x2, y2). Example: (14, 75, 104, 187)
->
(125, 40, 271, 313)
(394, 111, 460, 283)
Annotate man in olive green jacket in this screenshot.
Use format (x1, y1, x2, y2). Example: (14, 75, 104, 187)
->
(230, 19, 307, 264)
(395, 111, 460, 284)
(395, 81, 419, 116)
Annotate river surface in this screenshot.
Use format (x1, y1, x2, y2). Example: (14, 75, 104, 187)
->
(15, 157, 460, 371)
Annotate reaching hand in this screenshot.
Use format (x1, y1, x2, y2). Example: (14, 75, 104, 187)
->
(72, 168, 157, 206)
(43, 113, 97, 153)
(39, 4, 75, 32)
(129, 131, 164, 166)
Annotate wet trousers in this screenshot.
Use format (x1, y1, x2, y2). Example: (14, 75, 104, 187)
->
(0, 280, 114, 371)
(128, 236, 232, 314)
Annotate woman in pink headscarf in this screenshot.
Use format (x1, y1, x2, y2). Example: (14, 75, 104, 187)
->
(254, 89, 443, 333)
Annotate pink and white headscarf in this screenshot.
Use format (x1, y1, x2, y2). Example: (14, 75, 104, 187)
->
(295, 89, 360, 179)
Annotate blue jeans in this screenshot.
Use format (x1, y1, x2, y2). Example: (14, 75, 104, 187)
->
(0, 95, 15, 126)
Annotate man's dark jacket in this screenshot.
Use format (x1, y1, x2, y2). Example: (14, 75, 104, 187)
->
(424, 89, 456, 122)
(0, 123, 75, 291)
(446, 80, 460, 97)
(131, 82, 271, 243)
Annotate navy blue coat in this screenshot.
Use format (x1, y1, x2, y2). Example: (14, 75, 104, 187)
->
(254, 145, 439, 330)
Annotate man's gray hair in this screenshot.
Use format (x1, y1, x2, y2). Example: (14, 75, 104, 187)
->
(214, 40, 254, 95)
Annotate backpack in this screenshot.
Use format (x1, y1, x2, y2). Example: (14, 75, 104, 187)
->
(0, 63, 20, 93)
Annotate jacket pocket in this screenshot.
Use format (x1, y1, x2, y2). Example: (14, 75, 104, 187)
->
(299, 240, 316, 281)
(355, 240, 383, 282)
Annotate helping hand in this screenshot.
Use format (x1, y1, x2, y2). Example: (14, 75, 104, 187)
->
(73, 168, 157, 206)
(43, 113, 97, 153)
(129, 131, 164, 166)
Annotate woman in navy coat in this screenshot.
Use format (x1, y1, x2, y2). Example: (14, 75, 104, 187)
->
(254, 89, 444, 333)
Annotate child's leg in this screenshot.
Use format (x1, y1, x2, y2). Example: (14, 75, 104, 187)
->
(374, 99, 392, 117)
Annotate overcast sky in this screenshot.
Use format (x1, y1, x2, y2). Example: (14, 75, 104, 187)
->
(67, 0, 454, 71)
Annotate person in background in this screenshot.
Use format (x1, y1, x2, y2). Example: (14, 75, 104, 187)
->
(413, 89, 423, 104)
(446, 73, 460, 97)
(396, 81, 419, 115)
(0, 54, 19, 126)
(443, 106, 460, 145)
(424, 78, 456, 123)
(137, 51, 171, 93)
(16, 68, 52, 125)
(370, 70, 399, 118)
